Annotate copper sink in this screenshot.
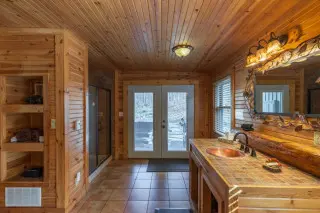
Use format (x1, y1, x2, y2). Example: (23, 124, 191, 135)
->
(206, 147, 245, 158)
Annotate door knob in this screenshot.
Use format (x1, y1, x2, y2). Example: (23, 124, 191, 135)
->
(162, 125, 166, 128)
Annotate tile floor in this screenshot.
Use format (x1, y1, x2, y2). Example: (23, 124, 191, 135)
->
(71, 160, 191, 213)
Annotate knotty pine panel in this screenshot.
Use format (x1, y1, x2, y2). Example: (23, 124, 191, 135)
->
(1, 1, 320, 72)
(0, 33, 56, 208)
(64, 33, 87, 212)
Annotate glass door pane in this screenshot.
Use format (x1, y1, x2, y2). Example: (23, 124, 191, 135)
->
(162, 85, 194, 158)
(167, 92, 187, 151)
(134, 92, 154, 151)
(128, 86, 161, 158)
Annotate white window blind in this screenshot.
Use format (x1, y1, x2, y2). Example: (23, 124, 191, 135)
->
(215, 77, 231, 134)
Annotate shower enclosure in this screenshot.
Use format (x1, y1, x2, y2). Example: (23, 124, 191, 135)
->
(89, 86, 112, 174)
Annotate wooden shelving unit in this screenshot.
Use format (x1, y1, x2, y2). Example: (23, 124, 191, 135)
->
(0, 74, 48, 183)
(1, 104, 44, 113)
(2, 142, 44, 152)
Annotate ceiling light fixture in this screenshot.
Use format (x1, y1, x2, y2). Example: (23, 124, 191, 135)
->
(256, 40, 268, 62)
(246, 46, 258, 67)
(267, 32, 288, 55)
(172, 45, 194, 57)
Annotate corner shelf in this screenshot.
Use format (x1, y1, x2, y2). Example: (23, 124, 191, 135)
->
(0, 104, 44, 113)
(2, 142, 44, 152)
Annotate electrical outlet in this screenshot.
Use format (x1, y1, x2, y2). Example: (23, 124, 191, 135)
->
(75, 172, 81, 186)
(314, 131, 320, 146)
(74, 120, 81, 131)
(51, 119, 56, 129)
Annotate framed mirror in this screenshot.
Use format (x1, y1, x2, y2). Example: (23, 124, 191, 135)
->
(254, 59, 320, 116)
(243, 34, 320, 131)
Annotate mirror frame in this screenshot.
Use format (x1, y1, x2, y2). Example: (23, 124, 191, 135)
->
(243, 35, 320, 131)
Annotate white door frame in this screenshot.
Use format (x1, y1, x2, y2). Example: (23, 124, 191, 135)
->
(161, 85, 194, 158)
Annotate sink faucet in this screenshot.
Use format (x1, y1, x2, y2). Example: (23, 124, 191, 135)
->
(233, 132, 256, 157)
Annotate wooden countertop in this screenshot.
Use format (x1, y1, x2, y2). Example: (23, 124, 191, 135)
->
(190, 138, 320, 187)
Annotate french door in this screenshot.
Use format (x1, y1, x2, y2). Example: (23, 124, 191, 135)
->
(128, 85, 194, 158)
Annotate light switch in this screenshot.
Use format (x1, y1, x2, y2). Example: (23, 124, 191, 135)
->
(51, 119, 56, 129)
(75, 172, 81, 186)
(314, 131, 320, 146)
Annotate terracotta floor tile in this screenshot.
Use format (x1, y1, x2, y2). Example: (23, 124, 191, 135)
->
(147, 201, 169, 213)
(137, 172, 153, 179)
(133, 179, 151, 188)
(152, 172, 167, 179)
(100, 178, 135, 189)
(78, 201, 106, 213)
(149, 189, 169, 201)
(150, 179, 168, 189)
(167, 172, 183, 180)
(169, 201, 191, 208)
(129, 189, 150, 201)
(101, 201, 127, 213)
(109, 189, 132, 201)
(115, 179, 136, 189)
(168, 180, 186, 188)
(124, 201, 148, 213)
(169, 189, 189, 201)
(87, 188, 113, 201)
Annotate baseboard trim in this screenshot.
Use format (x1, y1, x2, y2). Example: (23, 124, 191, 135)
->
(88, 156, 112, 183)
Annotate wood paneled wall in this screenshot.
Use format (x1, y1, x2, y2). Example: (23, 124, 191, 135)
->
(64, 32, 88, 212)
(115, 70, 212, 159)
(0, 29, 88, 213)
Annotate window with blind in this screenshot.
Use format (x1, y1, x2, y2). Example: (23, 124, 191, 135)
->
(214, 76, 231, 134)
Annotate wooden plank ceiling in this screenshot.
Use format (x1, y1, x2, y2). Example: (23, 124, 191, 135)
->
(0, 0, 320, 72)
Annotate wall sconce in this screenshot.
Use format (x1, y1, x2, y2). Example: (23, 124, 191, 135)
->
(256, 40, 268, 62)
(246, 46, 258, 67)
(267, 32, 288, 55)
(316, 77, 320, 84)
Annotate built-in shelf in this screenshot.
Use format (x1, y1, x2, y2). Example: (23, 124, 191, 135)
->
(3, 175, 44, 184)
(0, 104, 44, 113)
(2, 142, 44, 152)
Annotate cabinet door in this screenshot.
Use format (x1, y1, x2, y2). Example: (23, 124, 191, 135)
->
(201, 171, 225, 213)
(190, 151, 201, 212)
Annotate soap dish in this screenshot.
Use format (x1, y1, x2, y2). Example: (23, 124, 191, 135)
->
(262, 158, 282, 173)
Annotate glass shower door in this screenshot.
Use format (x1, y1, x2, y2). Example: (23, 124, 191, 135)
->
(89, 86, 98, 174)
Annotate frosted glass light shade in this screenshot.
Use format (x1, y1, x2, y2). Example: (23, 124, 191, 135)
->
(267, 39, 282, 54)
(256, 47, 267, 61)
(172, 45, 193, 57)
(246, 53, 258, 67)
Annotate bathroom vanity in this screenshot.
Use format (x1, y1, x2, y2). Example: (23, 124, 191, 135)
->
(189, 138, 320, 213)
